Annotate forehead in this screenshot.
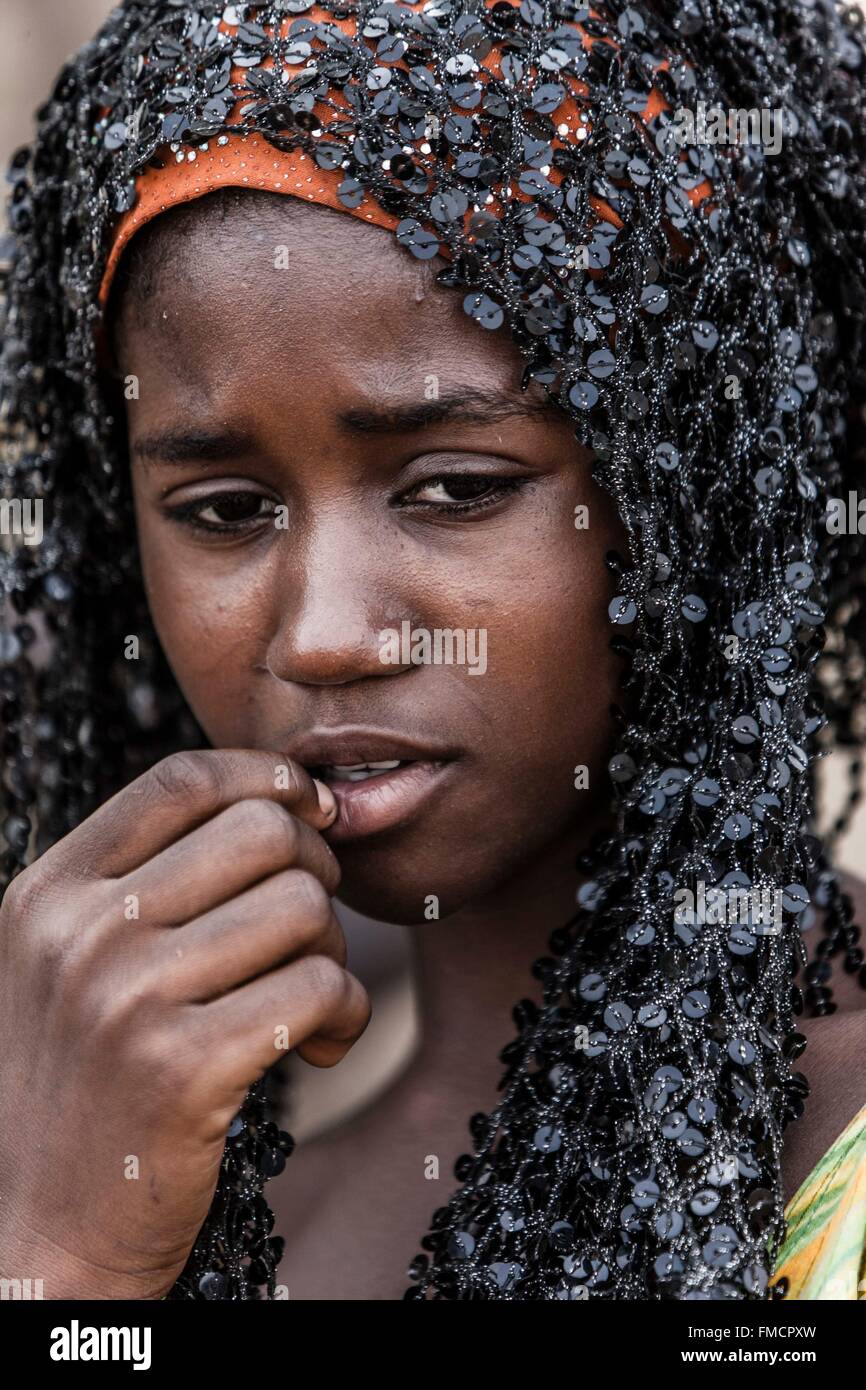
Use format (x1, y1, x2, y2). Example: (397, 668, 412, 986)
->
(114, 193, 528, 406)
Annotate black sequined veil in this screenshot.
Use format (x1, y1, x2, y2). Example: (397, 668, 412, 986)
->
(2, 0, 866, 1301)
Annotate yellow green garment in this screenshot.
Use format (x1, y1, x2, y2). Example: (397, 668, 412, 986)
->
(770, 1099, 866, 1300)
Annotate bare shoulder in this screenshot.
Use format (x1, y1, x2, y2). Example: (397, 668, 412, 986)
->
(781, 867, 866, 1202)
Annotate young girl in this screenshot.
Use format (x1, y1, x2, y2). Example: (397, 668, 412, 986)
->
(2, 0, 866, 1301)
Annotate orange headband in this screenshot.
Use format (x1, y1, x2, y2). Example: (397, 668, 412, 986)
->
(98, 1, 709, 318)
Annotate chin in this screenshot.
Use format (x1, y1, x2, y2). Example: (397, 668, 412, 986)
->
(330, 818, 555, 924)
(334, 882, 459, 926)
(333, 857, 484, 925)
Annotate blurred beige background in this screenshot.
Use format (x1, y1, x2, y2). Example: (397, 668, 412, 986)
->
(0, 1, 119, 171)
(1, 3, 863, 882)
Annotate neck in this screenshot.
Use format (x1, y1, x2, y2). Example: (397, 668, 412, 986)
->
(409, 810, 607, 1085)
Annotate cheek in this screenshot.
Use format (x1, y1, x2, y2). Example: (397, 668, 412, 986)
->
(453, 484, 622, 800)
(134, 509, 273, 739)
(487, 474, 620, 647)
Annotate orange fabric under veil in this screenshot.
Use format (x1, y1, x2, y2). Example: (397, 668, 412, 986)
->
(97, 0, 710, 330)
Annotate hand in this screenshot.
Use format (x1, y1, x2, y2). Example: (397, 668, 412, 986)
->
(0, 749, 370, 1299)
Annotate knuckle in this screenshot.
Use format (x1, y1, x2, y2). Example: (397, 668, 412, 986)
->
(235, 798, 298, 857)
(40, 922, 90, 987)
(2, 872, 85, 979)
(78, 963, 146, 1036)
(291, 869, 332, 930)
(148, 751, 223, 808)
(125, 1019, 188, 1093)
(303, 951, 348, 1004)
(1, 866, 42, 924)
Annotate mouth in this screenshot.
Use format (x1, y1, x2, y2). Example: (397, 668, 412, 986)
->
(286, 728, 459, 842)
(313, 759, 408, 783)
(311, 759, 452, 841)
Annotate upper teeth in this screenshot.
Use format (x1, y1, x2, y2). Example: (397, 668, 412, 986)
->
(323, 761, 402, 782)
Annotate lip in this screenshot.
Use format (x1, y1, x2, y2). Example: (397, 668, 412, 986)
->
(320, 759, 455, 841)
(286, 726, 457, 769)
(283, 726, 461, 842)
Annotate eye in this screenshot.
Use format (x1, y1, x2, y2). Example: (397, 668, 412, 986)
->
(402, 473, 529, 514)
(165, 490, 276, 533)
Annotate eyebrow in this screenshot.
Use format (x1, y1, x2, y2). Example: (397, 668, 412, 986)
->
(338, 385, 560, 433)
(130, 385, 561, 466)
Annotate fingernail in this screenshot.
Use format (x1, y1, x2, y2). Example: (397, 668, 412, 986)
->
(313, 778, 337, 821)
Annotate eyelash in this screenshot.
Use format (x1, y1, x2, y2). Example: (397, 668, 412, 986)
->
(404, 474, 528, 515)
(165, 493, 277, 534)
(164, 474, 530, 534)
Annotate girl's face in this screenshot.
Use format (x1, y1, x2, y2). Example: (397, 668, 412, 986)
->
(114, 195, 627, 923)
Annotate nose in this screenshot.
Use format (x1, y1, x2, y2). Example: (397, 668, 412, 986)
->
(265, 511, 413, 687)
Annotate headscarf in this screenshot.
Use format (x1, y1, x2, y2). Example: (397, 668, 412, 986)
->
(3, 0, 866, 1302)
(96, 0, 709, 317)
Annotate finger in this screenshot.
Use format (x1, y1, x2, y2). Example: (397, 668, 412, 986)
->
(193, 955, 372, 1094)
(147, 868, 346, 1002)
(35, 749, 337, 881)
(119, 799, 341, 924)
